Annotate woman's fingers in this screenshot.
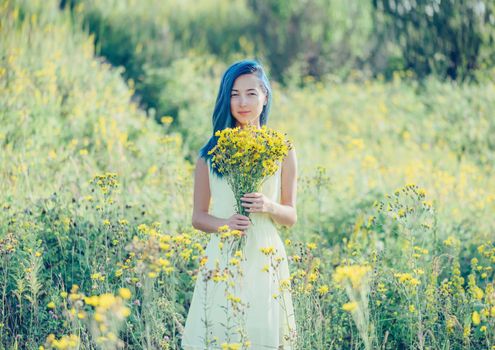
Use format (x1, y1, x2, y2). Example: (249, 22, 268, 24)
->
(242, 192, 261, 198)
(236, 220, 250, 227)
(241, 202, 261, 208)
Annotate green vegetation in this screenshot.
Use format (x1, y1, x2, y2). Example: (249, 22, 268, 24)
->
(1, 0, 494, 349)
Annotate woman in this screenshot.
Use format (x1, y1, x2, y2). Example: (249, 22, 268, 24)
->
(182, 60, 298, 350)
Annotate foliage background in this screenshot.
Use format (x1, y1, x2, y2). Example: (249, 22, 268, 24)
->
(1, 0, 495, 349)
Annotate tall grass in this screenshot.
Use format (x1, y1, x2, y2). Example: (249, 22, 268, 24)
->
(0, 0, 494, 349)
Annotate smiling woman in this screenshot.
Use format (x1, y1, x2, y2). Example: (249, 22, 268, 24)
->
(182, 60, 298, 350)
(230, 74, 268, 128)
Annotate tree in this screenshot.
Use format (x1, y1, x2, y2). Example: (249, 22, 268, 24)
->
(372, 0, 495, 80)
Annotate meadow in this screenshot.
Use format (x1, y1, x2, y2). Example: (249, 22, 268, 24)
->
(1, 1, 494, 349)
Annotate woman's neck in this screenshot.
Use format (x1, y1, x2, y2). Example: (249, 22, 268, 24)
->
(236, 121, 261, 129)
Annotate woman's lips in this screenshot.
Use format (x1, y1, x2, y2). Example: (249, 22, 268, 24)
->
(238, 111, 250, 115)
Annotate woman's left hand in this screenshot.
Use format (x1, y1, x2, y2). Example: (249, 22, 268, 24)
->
(241, 192, 273, 214)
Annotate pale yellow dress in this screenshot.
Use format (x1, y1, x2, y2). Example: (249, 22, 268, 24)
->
(181, 161, 297, 350)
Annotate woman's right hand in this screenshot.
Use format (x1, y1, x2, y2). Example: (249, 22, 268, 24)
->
(224, 214, 251, 232)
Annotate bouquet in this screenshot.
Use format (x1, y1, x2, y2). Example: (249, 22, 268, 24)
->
(208, 125, 292, 253)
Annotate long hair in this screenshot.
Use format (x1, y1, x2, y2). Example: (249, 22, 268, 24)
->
(199, 59, 272, 178)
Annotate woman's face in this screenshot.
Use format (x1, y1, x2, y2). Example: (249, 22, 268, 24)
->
(230, 74, 267, 128)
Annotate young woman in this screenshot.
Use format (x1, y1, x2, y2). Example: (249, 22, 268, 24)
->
(182, 60, 297, 350)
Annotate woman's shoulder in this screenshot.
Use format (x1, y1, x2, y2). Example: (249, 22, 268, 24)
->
(282, 146, 297, 165)
(195, 156, 209, 173)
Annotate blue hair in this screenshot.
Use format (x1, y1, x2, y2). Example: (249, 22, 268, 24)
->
(199, 59, 272, 178)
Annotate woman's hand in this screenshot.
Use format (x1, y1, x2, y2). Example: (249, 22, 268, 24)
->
(224, 214, 251, 231)
(241, 192, 274, 214)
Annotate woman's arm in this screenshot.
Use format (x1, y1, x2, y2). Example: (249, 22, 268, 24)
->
(191, 157, 251, 233)
(269, 147, 298, 227)
(191, 157, 225, 233)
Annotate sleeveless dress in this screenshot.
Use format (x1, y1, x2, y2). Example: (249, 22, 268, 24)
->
(181, 161, 297, 350)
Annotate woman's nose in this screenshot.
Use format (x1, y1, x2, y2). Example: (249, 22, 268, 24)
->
(239, 96, 247, 106)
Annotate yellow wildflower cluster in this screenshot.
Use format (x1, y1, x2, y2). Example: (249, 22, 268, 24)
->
(287, 243, 322, 295)
(394, 272, 421, 287)
(342, 301, 358, 312)
(333, 264, 372, 289)
(260, 246, 276, 256)
(0, 232, 17, 255)
(126, 224, 203, 279)
(477, 242, 495, 264)
(217, 224, 246, 258)
(443, 235, 461, 248)
(90, 172, 119, 195)
(209, 125, 292, 177)
(209, 125, 292, 219)
(49, 285, 131, 349)
(85, 290, 131, 347)
(44, 334, 79, 350)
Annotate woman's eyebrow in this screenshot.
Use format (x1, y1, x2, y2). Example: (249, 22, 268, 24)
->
(231, 88, 258, 92)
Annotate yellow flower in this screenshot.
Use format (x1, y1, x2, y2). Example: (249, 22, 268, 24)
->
(472, 311, 480, 325)
(317, 285, 329, 295)
(199, 256, 208, 266)
(47, 301, 56, 309)
(229, 258, 240, 266)
(308, 273, 318, 282)
(98, 293, 116, 309)
(84, 295, 99, 307)
(333, 264, 371, 289)
(306, 242, 317, 250)
(260, 246, 275, 255)
(342, 302, 358, 312)
(118, 288, 132, 300)
(160, 116, 173, 124)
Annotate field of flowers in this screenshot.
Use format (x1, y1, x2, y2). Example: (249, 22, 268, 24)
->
(1, 1, 494, 349)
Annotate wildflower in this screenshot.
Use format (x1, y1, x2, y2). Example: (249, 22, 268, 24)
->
(342, 302, 358, 312)
(291, 255, 301, 263)
(161, 116, 173, 125)
(333, 264, 371, 289)
(229, 258, 240, 266)
(472, 311, 480, 325)
(226, 294, 241, 304)
(306, 242, 317, 250)
(308, 273, 318, 282)
(317, 285, 329, 295)
(199, 256, 208, 266)
(118, 288, 131, 300)
(47, 301, 56, 309)
(260, 246, 275, 255)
